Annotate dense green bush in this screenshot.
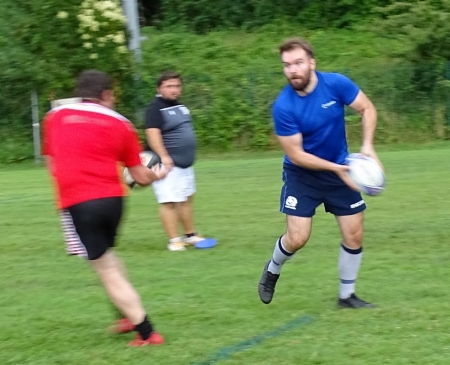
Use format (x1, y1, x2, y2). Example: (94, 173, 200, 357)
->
(376, 0, 450, 61)
(140, 0, 395, 32)
(0, 0, 138, 164)
(1, 1, 449, 164)
(135, 26, 449, 150)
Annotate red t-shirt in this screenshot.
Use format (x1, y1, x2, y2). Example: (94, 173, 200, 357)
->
(43, 102, 142, 209)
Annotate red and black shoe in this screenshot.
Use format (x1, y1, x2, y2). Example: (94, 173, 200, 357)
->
(109, 318, 136, 334)
(128, 332, 165, 347)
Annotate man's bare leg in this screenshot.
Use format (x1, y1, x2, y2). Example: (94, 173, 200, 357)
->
(90, 250, 145, 325)
(160, 202, 186, 250)
(159, 202, 180, 239)
(178, 195, 195, 235)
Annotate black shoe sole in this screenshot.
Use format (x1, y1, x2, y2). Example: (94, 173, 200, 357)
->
(258, 261, 273, 304)
(337, 300, 376, 309)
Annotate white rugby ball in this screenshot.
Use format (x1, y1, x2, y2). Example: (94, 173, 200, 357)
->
(345, 153, 385, 196)
(123, 151, 161, 188)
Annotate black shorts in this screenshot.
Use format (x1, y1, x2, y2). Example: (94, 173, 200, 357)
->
(280, 163, 366, 217)
(59, 197, 123, 260)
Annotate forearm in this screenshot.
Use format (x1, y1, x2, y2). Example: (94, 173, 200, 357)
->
(361, 105, 377, 148)
(347, 90, 378, 150)
(130, 165, 158, 186)
(145, 129, 169, 158)
(149, 139, 169, 158)
(278, 133, 341, 172)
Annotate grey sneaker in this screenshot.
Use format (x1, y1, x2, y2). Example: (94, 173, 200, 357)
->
(258, 260, 280, 304)
(338, 293, 376, 309)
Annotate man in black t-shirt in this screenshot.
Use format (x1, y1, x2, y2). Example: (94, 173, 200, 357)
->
(144, 71, 205, 251)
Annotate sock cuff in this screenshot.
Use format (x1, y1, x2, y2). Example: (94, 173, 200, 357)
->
(340, 279, 356, 284)
(135, 315, 154, 340)
(278, 235, 294, 256)
(341, 242, 362, 255)
(169, 237, 183, 243)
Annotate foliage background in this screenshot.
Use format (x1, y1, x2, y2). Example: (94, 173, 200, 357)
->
(0, 0, 449, 163)
(0, 0, 136, 163)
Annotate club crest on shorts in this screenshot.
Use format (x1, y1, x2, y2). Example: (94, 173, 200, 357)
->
(285, 196, 297, 210)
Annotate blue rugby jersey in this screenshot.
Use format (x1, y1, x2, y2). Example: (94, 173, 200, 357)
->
(273, 71, 359, 166)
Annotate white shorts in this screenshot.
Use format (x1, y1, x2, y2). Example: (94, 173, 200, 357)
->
(152, 166, 196, 203)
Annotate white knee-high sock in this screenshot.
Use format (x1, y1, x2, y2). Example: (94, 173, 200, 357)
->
(338, 242, 363, 299)
(268, 235, 294, 275)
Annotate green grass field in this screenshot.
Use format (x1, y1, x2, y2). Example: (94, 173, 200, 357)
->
(1, 146, 450, 365)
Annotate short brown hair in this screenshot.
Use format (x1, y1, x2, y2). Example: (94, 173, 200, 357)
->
(76, 70, 113, 99)
(157, 71, 181, 87)
(279, 38, 315, 59)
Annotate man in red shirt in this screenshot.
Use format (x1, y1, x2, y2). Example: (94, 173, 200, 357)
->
(43, 70, 167, 347)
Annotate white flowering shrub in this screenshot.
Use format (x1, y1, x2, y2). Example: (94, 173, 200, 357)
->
(2, 0, 139, 152)
(72, 0, 137, 114)
(76, 0, 131, 64)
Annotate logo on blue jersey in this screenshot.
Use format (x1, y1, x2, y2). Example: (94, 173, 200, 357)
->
(321, 100, 336, 109)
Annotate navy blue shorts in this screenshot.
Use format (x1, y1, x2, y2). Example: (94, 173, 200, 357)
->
(280, 163, 366, 217)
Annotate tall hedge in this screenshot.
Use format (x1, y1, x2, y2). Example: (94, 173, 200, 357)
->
(0, 0, 139, 163)
(0, 2, 133, 111)
(1, 1, 449, 164)
(140, 0, 395, 32)
(136, 27, 449, 150)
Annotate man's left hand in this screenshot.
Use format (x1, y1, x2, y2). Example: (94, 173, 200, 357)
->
(360, 145, 384, 170)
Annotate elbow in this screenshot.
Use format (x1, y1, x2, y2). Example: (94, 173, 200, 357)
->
(287, 150, 307, 167)
(362, 103, 377, 116)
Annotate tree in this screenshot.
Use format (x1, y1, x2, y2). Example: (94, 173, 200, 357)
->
(375, 0, 450, 96)
(0, 0, 136, 124)
(377, 0, 450, 60)
(0, 0, 141, 163)
(376, 1, 450, 133)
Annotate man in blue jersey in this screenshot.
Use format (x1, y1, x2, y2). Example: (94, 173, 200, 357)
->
(258, 38, 383, 308)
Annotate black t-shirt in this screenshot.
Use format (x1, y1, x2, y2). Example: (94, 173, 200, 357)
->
(144, 96, 197, 168)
